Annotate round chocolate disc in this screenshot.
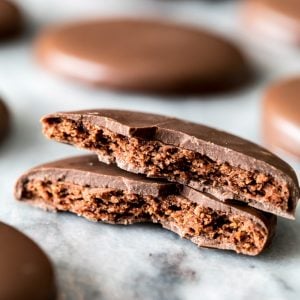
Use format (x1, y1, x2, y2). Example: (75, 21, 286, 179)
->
(0, 0, 23, 40)
(35, 18, 250, 94)
(262, 77, 300, 159)
(0, 222, 56, 300)
(0, 98, 10, 142)
(243, 0, 300, 45)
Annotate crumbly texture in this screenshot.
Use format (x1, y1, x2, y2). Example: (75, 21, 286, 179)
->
(21, 179, 267, 255)
(43, 118, 290, 213)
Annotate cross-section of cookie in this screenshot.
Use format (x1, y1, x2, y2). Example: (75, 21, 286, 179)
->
(41, 109, 300, 219)
(15, 155, 277, 256)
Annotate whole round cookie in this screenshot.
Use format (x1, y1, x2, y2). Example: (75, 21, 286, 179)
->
(0, 222, 56, 300)
(0, 98, 9, 142)
(35, 18, 250, 94)
(243, 0, 300, 45)
(0, 0, 23, 40)
(262, 77, 300, 159)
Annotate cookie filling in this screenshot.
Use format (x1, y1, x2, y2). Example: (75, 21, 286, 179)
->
(21, 179, 268, 255)
(43, 118, 290, 214)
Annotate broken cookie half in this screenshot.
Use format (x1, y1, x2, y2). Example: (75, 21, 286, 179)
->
(15, 155, 276, 256)
(41, 109, 300, 219)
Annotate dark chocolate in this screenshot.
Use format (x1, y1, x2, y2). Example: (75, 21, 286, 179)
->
(15, 155, 277, 256)
(263, 77, 300, 159)
(0, 1, 23, 40)
(41, 109, 300, 219)
(0, 98, 10, 142)
(0, 222, 56, 300)
(35, 18, 250, 94)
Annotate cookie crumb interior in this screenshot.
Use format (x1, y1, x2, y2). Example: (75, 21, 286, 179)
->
(21, 179, 268, 255)
(42, 117, 290, 215)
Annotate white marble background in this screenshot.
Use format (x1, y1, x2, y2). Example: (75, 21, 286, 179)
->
(0, 0, 300, 299)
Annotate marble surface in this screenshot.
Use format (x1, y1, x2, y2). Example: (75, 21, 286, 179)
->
(0, 1, 300, 299)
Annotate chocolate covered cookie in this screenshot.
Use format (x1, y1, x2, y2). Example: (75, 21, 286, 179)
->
(0, 222, 56, 300)
(35, 18, 250, 94)
(15, 155, 276, 255)
(41, 109, 300, 219)
(0, 0, 23, 40)
(243, 0, 300, 46)
(263, 77, 300, 159)
(0, 97, 10, 142)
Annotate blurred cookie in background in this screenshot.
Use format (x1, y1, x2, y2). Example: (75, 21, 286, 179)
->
(242, 0, 300, 46)
(35, 18, 252, 95)
(0, 0, 23, 40)
(0, 97, 10, 143)
(262, 77, 300, 160)
(0, 222, 56, 300)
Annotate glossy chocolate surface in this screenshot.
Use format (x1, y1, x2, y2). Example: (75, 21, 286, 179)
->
(0, 1, 23, 40)
(36, 18, 250, 94)
(0, 222, 56, 300)
(243, 0, 300, 45)
(263, 77, 300, 158)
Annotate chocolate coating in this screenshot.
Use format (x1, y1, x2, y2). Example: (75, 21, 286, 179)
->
(263, 77, 300, 159)
(0, 222, 56, 300)
(0, 1, 23, 40)
(41, 109, 300, 218)
(16, 154, 178, 197)
(243, 0, 300, 45)
(0, 97, 10, 142)
(35, 18, 250, 94)
(180, 186, 276, 253)
(15, 155, 276, 255)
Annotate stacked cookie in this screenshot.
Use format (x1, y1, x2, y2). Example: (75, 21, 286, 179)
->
(15, 110, 300, 256)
